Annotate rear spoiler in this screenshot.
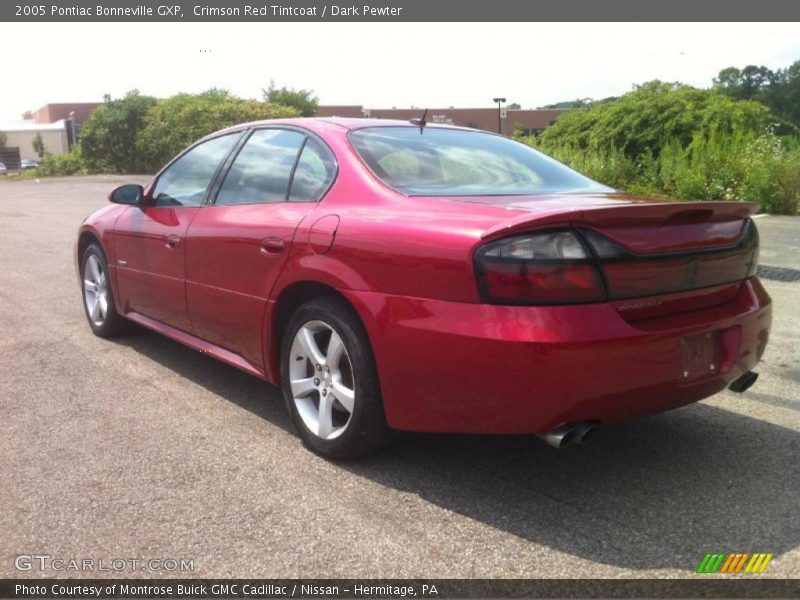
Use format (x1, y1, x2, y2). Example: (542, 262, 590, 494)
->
(481, 201, 759, 241)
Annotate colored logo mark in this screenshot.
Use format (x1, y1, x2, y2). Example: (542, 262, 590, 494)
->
(696, 552, 773, 574)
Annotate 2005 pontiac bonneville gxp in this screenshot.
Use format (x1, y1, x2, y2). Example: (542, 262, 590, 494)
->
(76, 118, 771, 458)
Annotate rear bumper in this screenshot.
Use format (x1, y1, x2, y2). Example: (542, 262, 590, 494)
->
(343, 278, 771, 434)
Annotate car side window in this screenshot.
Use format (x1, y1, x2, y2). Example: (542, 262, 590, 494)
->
(151, 133, 239, 207)
(216, 129, 306, 205)
(288, 138, 336, 202)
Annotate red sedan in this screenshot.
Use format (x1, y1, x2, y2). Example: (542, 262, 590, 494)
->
(76, 118, 771, 458)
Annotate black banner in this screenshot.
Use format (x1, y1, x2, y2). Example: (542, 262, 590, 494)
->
(3, 0, 800, 22)
(3, 579, 800, 599)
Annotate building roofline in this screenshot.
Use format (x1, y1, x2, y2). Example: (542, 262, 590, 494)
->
(0, 119, 67, 132)
(362, 107, 566, 111)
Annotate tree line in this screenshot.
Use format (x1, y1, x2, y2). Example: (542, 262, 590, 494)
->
(31, 61, 800, 214)
(38, 83, 318, 176)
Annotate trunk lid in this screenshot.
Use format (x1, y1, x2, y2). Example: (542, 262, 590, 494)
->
(473, 194, 758, 249)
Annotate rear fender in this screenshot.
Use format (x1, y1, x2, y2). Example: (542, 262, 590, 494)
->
(263, 255, 372, 383)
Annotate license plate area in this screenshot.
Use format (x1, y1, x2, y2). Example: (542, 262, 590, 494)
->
(679, 331, 719, 382)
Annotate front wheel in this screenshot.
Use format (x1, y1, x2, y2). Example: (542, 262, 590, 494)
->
(81, 243, 128, 337)
(280, 296, 393, 459)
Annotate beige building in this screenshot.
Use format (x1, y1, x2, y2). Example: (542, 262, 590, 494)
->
(0, 120, 69, 161)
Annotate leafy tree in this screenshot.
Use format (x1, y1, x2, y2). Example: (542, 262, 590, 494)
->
(713, 65, 776, 101)
(262, 80, 318, 117)
(714, 60, 800, 128)
(713, 67, 746, 97)
(767, 60, 800, 128)
(79, 90, 157, 172)
(508, 102, 521, 109)
(135, 89, 298, 172)
(543, 98, 597, 109)
(0, 130, 7, 148)
(537, 81, 772, 158)
(31, 133, 45, 158)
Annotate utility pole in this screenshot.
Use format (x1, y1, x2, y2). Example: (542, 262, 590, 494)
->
(492, 97, 506, 135)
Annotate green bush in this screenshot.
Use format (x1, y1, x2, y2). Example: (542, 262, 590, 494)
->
(135, 89, 298, 172)
(79, 90, 158, 173)
(263, 81, 319, 117)
(659, 130, 800, 214)
(522, 128, 800, 215)
(537, 81, 772, 158)
(37, 148, 90, 177)
(521, 81, 800, 214)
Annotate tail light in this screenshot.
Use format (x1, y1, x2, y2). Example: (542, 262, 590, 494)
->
(746, 223, 760, 278)
(582, 220, 759, 299)
(474, 231, 606, 305)
(475, 220, 759, 306)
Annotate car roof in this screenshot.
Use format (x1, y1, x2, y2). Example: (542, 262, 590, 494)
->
(216, 116, 476, 135)
(313, 117, 472, 131)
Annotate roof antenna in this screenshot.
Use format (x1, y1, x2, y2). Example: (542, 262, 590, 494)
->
(410, 108, 428, 132)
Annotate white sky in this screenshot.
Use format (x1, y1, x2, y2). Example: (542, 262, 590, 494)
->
(1, 22, 799, 120)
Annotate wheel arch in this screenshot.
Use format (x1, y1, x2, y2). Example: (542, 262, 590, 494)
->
(267, 280, 369, 385)
(77, 227, 124, 315)
(76, 228, 105, 283)
(77, 230, 103, 261)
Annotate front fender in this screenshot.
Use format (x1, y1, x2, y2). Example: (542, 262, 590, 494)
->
(75, 204, 127, 309)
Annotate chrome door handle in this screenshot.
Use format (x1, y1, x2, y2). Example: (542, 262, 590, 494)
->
(165, 235, 181, 248)
(260, 237, 285, 256)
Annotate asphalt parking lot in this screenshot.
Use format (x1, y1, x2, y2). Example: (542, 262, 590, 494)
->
(1, 175, 798, 579)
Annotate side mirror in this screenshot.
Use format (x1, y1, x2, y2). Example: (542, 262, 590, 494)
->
(109, 184, 144, 205)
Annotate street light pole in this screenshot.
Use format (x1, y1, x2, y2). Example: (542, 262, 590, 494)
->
(492, 97, 506, 135)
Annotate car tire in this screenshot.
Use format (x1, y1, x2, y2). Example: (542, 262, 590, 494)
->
(81, 243, 128, 338)
(280, 296, 394, 459)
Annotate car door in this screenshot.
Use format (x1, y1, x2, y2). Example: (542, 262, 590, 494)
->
(113, 132, 241, 332)
(185, 128, 337, 369)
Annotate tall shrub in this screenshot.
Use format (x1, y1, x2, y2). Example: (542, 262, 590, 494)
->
(79, 90, 158, 173)
(135, 89, 299, 172)
(537, 81, 771, 157)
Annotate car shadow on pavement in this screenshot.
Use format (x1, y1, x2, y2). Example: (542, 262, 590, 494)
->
(114, 327, 800, 573)
(110, 327, 294, 433)
(349, 411, 800, 572)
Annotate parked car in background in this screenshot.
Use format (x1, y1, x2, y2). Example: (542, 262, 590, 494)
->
(21, 158, 40, 170)
(0, 162, 7, 175)
(75, 118, 771, 458)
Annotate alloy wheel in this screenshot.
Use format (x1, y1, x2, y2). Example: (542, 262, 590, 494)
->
(83, 254, 108, 326)
(288, 320, 356, 440)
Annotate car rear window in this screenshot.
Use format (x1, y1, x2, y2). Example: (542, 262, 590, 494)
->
(349, 126, 612, 196)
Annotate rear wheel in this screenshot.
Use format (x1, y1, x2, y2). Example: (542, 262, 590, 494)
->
(280, 296, 393, 459)
(81, 243, 128, 337)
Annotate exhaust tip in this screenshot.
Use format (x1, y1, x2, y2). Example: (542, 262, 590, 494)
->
(537, 425, 575, 449)
(572, 422, 598, 445)
(537, 422, 599, 448)
(729, 371, 759, 393)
